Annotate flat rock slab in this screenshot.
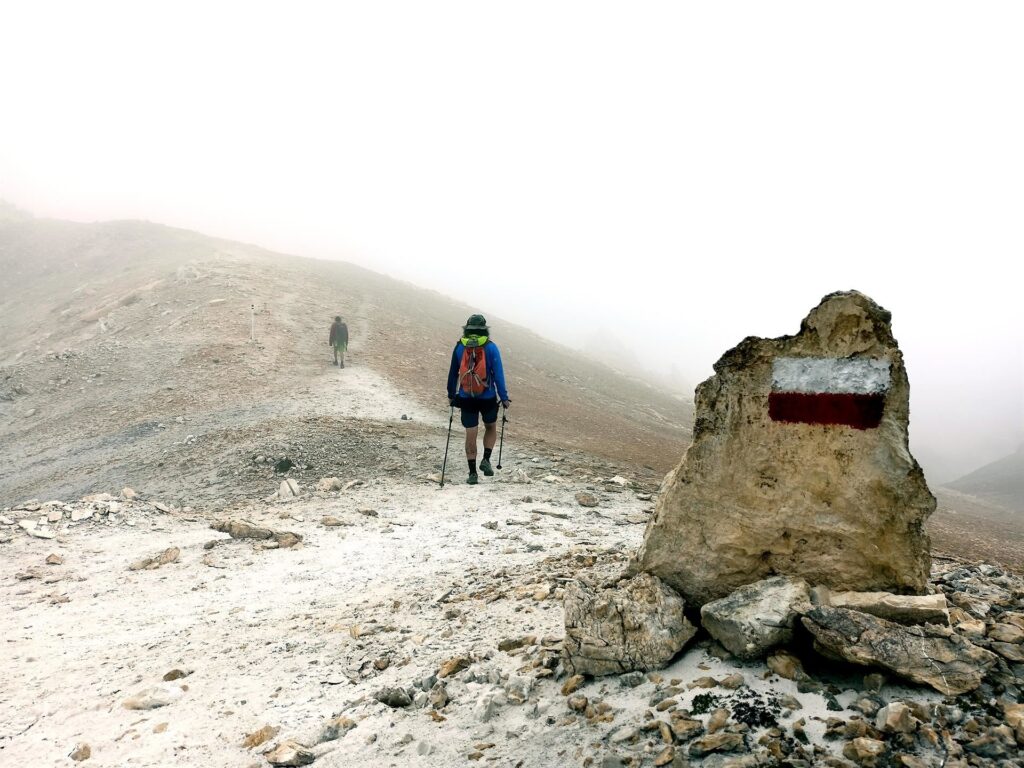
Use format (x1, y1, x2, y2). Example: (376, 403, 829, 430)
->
(634, 291, 935, 607)
(700, 576, 810, 659)
(563, 573, 696, 676)
(802, 605, 997, 695)
(825, 589, 949, 626)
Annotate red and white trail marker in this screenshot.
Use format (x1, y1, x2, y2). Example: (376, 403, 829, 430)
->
(769, 357, 891, 429)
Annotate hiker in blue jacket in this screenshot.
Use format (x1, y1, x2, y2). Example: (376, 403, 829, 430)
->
(446, 314, 510, 485)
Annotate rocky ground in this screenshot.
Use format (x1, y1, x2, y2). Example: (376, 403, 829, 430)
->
(3, 465, 1023, 767)
(2, 215, 1022, 767)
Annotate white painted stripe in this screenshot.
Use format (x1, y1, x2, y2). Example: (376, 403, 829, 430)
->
(772, 357, 891, 394)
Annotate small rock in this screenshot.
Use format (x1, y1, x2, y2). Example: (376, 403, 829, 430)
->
(319, 716, 356, 742)
(45, 553, 64, 565)
(608, 726, 639, 743)
(988, 623, 1024, 644)
(69, 743, 91, 761)
(122, 683, 185, 710)
(766, 650, 805, 680)
(241, 724, 279, 749)
(321, 516, 346, 527)
(567, 694, 588, 712)
(875, 702, 919, 734)
(689, 676, 719, 689)
(70, 509, 93, 522)
(265, 739, 315, 766)
(277, 479, 301, 499)
(316, 477, 343, 492)
(653, 746, 675, 766)
(438, 656, 471, 678)
(357, 507, 378, 517)
(374, 687, 412, 708)
(498, 635, 536, 652)
(779, 694, 802, 711)
(689, 732, 744, 756)
(706, 707, 730, 734)
(561, 675, 585, 696)
(162, 668, 192, 681)
(842, 737, 887, 766)
(428, 682, 449, 709)
(575, 492, 600, 508)
(475, 688, 507, 722)
(719, 673, 745, 689)
(121, 487, 138, 499)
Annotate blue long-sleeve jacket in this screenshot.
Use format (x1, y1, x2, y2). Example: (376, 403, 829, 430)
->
(447, 340, 509, 402)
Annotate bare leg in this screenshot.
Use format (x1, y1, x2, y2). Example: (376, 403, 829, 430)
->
(465, 426, 478, 460)
(483, 421, 497, 452)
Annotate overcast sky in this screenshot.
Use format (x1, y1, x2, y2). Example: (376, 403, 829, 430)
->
(1, 2, 1021, 481)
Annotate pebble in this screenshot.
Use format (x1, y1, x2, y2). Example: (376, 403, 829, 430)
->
(122, 683, 185, 710)
(69, 743, 91, 761)
(561, 674, 585, 696)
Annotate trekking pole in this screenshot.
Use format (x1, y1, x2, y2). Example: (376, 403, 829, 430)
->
(440, 406, 455, 487)
(496, 408, 508, 469)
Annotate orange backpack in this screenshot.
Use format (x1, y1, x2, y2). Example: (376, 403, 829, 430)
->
(458, 342, 489, 395)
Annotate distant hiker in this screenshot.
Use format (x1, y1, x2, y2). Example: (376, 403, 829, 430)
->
(329, 316, 349, 367)
(447, 314, 510, 485)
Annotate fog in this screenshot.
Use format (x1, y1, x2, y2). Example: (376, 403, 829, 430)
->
(2, 2, 1021, 482)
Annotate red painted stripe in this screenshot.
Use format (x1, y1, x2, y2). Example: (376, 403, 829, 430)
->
(768, 392, 884, 429)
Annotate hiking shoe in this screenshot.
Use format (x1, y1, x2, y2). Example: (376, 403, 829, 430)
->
(479, 458, 494, 476)
(466, 472, 479, 485)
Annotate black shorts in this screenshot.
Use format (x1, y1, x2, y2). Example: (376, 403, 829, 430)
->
(455, 397, 499, 428)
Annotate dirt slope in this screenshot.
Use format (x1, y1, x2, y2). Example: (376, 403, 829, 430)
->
(944, 446, 1024, 513)
(0, 214, 691, 507)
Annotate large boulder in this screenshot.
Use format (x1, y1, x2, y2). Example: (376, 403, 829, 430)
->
(633, 291, 935, 606)
(700, 576, 811, 659)
(802, 605, 998, 695)
(563, 573, 696, 676)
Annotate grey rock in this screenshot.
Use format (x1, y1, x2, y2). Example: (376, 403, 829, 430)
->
(428, 681, 449, 709)
(874, 702, 919, 733)
(122, 683, 185, 710)
(563, 573, 696, 676)
(824, 589, 949, 626)
(802, 605, 998, 695)
(700, 576, 811, 659)
(374, 687, 412, 708)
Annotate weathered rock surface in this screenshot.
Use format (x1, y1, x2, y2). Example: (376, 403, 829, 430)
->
(265, 739, 315, 766)
(822, 589, 949, 626)
(634, 291, 935, 606)
(700, 576, 811, 659)
(563, 573, 696, 676)
(210, 518, 302, 548)
(802, 606, 998, 695)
